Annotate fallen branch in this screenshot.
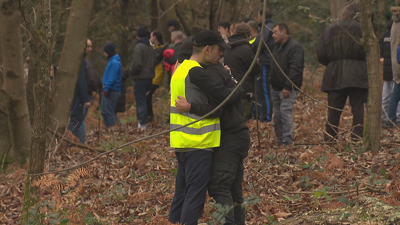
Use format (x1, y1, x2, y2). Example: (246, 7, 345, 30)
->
(47, 128, 105, 153)
(277, 185, 386, 195)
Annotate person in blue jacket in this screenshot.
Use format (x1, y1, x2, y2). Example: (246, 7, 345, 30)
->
(101, 42, 122, 128)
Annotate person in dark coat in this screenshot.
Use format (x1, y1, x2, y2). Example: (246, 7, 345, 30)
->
(77, 39, 102, 141)
(316, 0, 367, 141)
(252, 7, 275, 122)
(67, 59, 91, 143)
(224, 22, 260, 120)
(270, 23, 304, 146)
(129, 26, 155, 131)
(380, 20, 400, 125)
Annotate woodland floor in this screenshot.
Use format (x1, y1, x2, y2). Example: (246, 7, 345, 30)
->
(2, 67, 400, 224)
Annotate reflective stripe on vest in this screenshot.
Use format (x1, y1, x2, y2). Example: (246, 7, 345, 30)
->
(170, 60, 221, 149)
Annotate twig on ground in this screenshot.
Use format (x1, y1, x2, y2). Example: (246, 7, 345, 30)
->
(47, 128, 105, 153)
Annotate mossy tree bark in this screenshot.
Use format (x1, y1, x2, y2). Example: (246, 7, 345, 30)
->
(360, 0, 382, 152)
(20, 0, 52, 222)
(0, 35, 12, 170)
(48, 0, 95, 134)
(0, 0, 31, 168)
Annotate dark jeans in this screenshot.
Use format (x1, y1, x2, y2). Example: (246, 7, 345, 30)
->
(67, 94, 85, 140)
(387, 82, 400, 126)
(134, 79, 152, 125)
(76, 95, 93, 143)
(169, 150, 213, 225)
(146, 84, 159, 117)
(252, 66, 272, 122)
(208, 129, 250, 225)
(101, 90, 120, 128)
(325, 88, 368, 141)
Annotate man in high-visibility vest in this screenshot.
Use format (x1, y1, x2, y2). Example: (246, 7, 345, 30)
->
(169, 30, 245, 225)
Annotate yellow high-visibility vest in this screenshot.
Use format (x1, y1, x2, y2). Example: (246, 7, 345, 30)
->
(249, 37, 256, 44)
(170, 60, 221, 149)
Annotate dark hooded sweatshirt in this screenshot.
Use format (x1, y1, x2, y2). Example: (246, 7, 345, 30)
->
(224, 35, 260, 94)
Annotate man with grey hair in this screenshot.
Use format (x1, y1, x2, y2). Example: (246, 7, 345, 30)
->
(316, 0, 368, 141)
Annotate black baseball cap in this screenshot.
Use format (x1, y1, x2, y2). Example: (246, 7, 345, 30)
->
(166, 19, 181, 29)
(193, 30, 231, 50)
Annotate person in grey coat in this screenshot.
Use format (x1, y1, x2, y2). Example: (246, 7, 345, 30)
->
(129, 26, 155, 131)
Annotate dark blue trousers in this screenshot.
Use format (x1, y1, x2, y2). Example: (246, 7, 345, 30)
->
(252, 65, 273, 122)
(134, 79, 152, 125)
(169, 150, 213, 225)
(67, 94, 85, 137)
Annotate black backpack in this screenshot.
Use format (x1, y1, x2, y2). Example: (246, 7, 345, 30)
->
(85, 59, 101, 93)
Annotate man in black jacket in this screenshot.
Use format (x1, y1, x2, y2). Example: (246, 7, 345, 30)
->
(252, 7, 275, 122)
(316, 1, 367, 141)
(270, 23, 304, 146)
(224, 22, 260, 120)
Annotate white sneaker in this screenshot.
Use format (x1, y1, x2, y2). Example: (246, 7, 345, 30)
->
(138, 123, 147, 132)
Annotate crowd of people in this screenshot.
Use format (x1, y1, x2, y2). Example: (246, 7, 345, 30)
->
(61, 0, 400, 223)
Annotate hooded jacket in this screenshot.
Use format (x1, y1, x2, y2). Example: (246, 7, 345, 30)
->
(130, 37, 155, 80)
(224, 35, 260, 93)
(270, 37, 304, 91)
(252, 19, 275, 66)
(391, 6, 400, 83)
(102, 54, 122, 92)
(316, 20, 367, 92)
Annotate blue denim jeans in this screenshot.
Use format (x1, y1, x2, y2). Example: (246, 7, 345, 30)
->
(387, 82, 400, 126)
(134, 79, 152, 125)
(101, 90, 120, 128)
(76, 95, 93, 143)
(67, 94, 85, 141)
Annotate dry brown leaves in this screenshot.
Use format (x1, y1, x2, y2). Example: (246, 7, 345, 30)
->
(2, 70, 400, 224)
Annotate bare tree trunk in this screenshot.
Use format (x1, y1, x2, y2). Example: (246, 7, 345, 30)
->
(27, 42, 37, 125)
(378, 0, 386, 20)
(20, 0, 53, 222)
(360, 0, 382, 152)
(219, 0, 238, 23)
(0, 0, 31, 167)
(158, 0, 178, 43)
(331, 0, 347, 20)
(120, 0, 130, 68)
(0, 42, 11, 170)
(48, 0, 95, 134)
(191, 0, 211, 35)
(51, 0, 66, 63)
(151, 0, 158, 31)
(175, 3, 191, 36)
(210, 0, 220, 31)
